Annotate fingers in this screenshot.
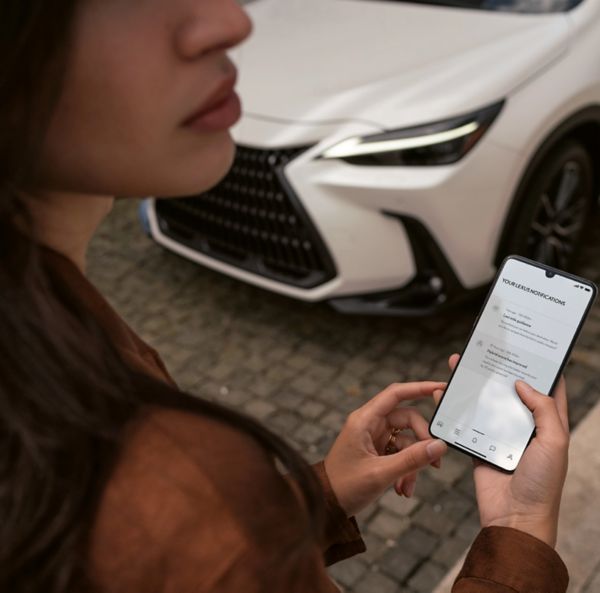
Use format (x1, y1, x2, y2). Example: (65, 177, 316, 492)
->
(384, 408, 441, 469)
(448, 353, 460, 371)
(386, 407, 431, 442)
(390, 434, 418, 497)
(380, 430, 414, 457)
(515, 380, 568, 440)
(378, 439, 448, 486)
(431, 354, 460, 405)
(551, 376, 569, 434)
(397, 471, 417, 497)
(362, 381, 446, 418)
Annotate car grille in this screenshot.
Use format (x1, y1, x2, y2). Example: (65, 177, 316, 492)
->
(154, 145, 337, 288)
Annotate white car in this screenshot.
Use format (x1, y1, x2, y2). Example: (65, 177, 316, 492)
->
(142, 0, 600, 315)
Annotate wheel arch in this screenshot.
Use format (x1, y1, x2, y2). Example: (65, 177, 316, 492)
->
(494, 105, 600, 266)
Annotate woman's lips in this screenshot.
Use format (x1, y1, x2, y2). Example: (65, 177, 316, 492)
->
(183, 78, 242, 133)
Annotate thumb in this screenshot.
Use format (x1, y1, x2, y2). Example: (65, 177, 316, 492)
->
(515, 380, 563, 437)
(378, 439, 447, 484)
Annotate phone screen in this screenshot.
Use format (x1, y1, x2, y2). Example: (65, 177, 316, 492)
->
(430, 256, 596, 471)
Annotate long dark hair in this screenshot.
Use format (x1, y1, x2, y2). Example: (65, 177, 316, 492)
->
(0, 2, 325, 591)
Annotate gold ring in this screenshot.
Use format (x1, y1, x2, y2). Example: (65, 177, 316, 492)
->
(384, 427, 402, 455)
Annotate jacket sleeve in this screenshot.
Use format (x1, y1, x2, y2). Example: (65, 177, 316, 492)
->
(310, 461, 367, 565)
(452, 527, 569, 593)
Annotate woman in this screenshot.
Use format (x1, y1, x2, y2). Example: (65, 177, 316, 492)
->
(0, 1, 570, 592)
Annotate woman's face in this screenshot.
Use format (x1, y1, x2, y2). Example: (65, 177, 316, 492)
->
(39, 0, 252, 198)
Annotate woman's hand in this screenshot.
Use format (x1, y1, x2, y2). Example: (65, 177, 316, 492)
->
(324, 382, 449, 518)
(434, 355, 570, 548)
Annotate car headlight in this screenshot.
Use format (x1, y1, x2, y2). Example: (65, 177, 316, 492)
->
(319, 101, 504, 166)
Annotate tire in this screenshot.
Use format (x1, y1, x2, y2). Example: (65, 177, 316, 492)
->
(505, 140, 594, 270)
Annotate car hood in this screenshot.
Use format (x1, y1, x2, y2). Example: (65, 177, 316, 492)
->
(232, 0, 569, 130)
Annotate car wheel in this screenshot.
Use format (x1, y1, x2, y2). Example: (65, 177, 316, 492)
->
(506, 140, 594, 270)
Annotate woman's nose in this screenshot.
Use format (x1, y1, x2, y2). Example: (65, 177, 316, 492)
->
(175, 0, 253, 60)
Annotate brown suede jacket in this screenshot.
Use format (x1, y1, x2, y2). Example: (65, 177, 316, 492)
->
(47, 249, 569, 593)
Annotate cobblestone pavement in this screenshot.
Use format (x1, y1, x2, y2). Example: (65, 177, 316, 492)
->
(88, 199, 600, 593)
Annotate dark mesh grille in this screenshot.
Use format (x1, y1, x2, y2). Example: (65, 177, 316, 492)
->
(154, 145, 336, 288)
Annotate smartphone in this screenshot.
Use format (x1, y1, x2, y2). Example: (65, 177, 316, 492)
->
(429, 255, 597, 472)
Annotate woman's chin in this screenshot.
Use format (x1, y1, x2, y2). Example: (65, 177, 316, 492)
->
(153, 142, 236, 198)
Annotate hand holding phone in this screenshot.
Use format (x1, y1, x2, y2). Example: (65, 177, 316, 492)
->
(435, 355, 569, 548)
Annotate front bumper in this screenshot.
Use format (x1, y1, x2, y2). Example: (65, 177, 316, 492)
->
(143, 193, 475, 315)
(146, 120, 521, 314)
(329, 214, 483, 316)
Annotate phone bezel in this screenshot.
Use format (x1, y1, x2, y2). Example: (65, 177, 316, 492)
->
(428, 254, 598, 473)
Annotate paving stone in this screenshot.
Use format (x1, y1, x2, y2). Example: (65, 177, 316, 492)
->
(154, 343, 195, 373)
(172, 361, 208, 390)
(396, 526, 438, 560)
(432, 534, 472, 569)
(379, 545, 421, 582)
(206, 361, 236, 381)
(321, 409, 346, 432)
(412, 503, 457, 536)
(286, 353, 313, 371)
(230, 367, 263, 390)
(303, 448, 323, 465)
(407, 560, 446, 593)
(294, 422, 327, 446)
(194, 379, 224, 402)
(275, 389, 306, 410)
(263, 344, 293, 363)
(268, 410, 302, 435)
(430, 452, 470, 487)
(413, 471, 445, 502)
(243, 399, 277, 421)
(336, 369, 365, 387)
(241, 353, 271, 372)
(335, 393, 364, 415)
(248, 378, 278, 398)
(327, 558, 369, 588)
(308, 362, 339, 382)
(368, 509, 410, 540)
(358, 532, 388, 563)
(342, 382, 364, 399)
(379, 489, 421, 517)
(455, 470, 476, 501)
(369, 368, 404, 390)
(215, 387, 252, 407)
(342, 357, 377, 376)
(455, 509, 482, 542)
(299, 399, 326, 419)
(434, 489, 473, 523)
(263, 364, 297, 385)
(317, 431, 337, 454)
(356, 503, 378, 524)
(289, 374, 322, 396)
(353, 569, 398, 593)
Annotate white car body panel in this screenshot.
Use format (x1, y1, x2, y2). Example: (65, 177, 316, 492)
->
(235, 0, 569, 127)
